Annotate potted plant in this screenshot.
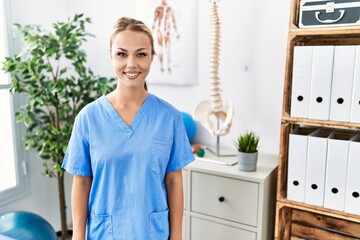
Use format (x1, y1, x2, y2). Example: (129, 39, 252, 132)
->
(2, 14, 115, 239)
(234, 130, 260, 172)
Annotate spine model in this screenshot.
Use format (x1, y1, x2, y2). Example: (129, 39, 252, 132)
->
(193, 0, 233, 139)
(209, 0, 223, 113)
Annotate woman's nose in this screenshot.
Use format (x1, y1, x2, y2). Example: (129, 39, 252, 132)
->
(126, 55, 137, 67)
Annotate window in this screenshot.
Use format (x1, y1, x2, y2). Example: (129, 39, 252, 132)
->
(0, 0, 27, 205)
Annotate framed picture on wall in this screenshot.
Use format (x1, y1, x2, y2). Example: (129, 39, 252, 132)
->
(134, 0, 198, 86)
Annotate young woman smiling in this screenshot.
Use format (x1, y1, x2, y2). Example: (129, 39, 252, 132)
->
(62, 17, 194, 240)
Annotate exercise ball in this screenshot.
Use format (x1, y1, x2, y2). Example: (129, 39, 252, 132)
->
(0, 211, 57, 240)
(181, 112, 197, 142)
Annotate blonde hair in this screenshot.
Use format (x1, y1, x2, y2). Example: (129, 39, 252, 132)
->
(109, 17, 156, 56)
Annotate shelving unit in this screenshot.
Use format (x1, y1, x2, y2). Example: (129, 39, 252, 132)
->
(275, 0, 360, 239)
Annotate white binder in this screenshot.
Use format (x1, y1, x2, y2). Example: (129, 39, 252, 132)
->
(291, 46, 313, 118)
(324, 130, 354, 211)
(350, 46, 360, 123)
(345, 132, 360, 215)
(329, 46, 357, 122)
(287, 126, 315, 202)
(309, 46, 334, 120)
(304, 128, 332, 207)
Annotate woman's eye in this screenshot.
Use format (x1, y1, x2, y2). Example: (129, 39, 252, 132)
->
(137, 53, 147, 58)
(117, 52, 126, 57)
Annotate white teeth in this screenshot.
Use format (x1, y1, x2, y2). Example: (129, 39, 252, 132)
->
(125, 73, 139, 77)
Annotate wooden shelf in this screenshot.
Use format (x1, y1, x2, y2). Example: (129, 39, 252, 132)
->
(275, 0, 360, 239)
(289, 24, 360, 37)
(276, 203, 360, 240)
(289, 33, 360, 46)
(281, 115, 360, 131)
(277, 198, 360, 224)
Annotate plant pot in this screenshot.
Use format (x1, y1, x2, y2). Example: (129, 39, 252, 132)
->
(237, 151, 258, 172)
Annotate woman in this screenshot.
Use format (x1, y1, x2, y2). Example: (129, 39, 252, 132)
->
(62, 17, 194, 240)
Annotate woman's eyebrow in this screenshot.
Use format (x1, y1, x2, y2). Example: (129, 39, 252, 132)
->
(116, 47, 148, 52)
(136, 48, 149, 52)
(116, 48, 128, 52)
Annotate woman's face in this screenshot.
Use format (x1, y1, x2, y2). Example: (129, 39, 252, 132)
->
(110, 30, 153, 89)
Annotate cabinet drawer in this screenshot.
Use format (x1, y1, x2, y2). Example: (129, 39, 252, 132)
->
(191, 172, 259, 226)
(190, 217, 256, 240)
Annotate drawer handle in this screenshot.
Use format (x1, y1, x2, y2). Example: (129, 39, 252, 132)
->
(218, 196, 225, 202)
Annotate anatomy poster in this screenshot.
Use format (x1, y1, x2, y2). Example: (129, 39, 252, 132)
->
(134, 0, 198, 85)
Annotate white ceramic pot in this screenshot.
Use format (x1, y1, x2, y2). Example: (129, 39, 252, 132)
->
(237, 151, 258, 172)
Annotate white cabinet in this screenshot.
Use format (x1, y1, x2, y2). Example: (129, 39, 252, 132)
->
(182, 153, 278, 240)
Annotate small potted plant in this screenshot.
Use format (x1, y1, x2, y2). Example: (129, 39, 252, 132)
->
(234, 130, 260, 171)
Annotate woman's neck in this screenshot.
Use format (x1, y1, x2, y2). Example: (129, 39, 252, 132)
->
(110, 84, 148, 107)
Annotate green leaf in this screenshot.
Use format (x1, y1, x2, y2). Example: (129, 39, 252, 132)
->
(53, 162, 62, 172)
(51, 127, 60, 135)
(16, 113, 25, 123)
(24, 115, 30, 127)
(59, 68, 67, 75)
(25, 138, 36, 150)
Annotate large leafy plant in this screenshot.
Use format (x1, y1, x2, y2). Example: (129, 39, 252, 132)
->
(2, 14, 115, 239)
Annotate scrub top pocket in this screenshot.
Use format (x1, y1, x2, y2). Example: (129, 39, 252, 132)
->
(88, 212, 113, 239)
(149, 209, 170, 240)
(151, 138, 172, 175)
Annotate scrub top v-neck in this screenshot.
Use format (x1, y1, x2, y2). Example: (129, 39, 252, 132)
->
(102, 93, 149, 139)
(62, 93, 194, 240)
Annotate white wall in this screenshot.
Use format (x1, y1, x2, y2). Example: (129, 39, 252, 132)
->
(0, 0, 290, 231)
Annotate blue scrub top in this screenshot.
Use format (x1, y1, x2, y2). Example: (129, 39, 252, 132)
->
(62, 93, 194, 240)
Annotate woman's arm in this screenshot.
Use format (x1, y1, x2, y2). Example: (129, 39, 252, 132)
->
(71, 175, 92, 240)
(165, 170, 184, 240)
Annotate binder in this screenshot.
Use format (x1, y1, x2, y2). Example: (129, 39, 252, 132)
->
(345, 132, 360, 215)
(304, 128, 332, 207)
(287, 126, 315, 202)
(324, 130, 354, 211)
(329, 46, 357, 122)
(309, 46, 334, 120)
(350, 46, 360, 123)
(291, 46, 313, 118)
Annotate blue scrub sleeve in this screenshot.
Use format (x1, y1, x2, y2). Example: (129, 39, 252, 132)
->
(62, 118, 92, 176)
(166, 116, 195, 173)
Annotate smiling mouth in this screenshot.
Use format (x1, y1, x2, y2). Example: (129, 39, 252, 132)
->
(125, 72, 140, 78)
